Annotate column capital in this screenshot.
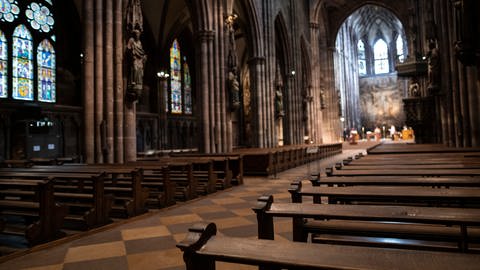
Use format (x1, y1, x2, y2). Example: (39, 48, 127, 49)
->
(195, 30, 215, 42)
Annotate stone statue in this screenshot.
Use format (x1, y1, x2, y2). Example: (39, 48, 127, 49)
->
(320, 88, 326, 109)
(225, 14, 240, 111)
(228, 67, 240, 110)
(408, 78, 420, 97)
(125, 0, 145, 103)
(126, 29, 147, 101)
(275, 64, 285, 117)
(426, 39, 440, 92)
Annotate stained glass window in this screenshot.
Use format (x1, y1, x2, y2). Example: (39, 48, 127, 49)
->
(357, 40, 367, 76)
(37, 39, 55, 102)
(183, 58, 192, 114)
(170, 39, 182, 114)
(0, 0, 20, 22)
(0, 30, 7, 98)
(396, 35, 404, 63)
(26, 2, 54, 33)
(12, 24, 33, 100)
(373, 39, 389, 74)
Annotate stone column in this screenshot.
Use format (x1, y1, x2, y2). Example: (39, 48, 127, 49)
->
(248, 57, 266, 147)
(114, 0, 124, 163)
(83, 0, 94, 163)
(309, 22, 323, 143)
(105, 0, 114, 163)
(94, 0, 104, 163)
(197, 30, 214, 153)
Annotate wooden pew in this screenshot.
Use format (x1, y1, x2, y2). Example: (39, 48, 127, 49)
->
(289, 181, 480, 207)
(169, 153, 243, 187)
(177, 222, 480, 270)
(159, 158, 217, 195)
(367, 143, 480, 155)
(0, 180, 68, 246)
(253, 195, 480, 252)
(0, 171, 113, 229)
(326, 167, 480, 177)
(141, 166, 176, 208)
(164, 162, 197, 201)
(338, 164, 480, 170)
(310, 175, 480, 187)
(1, 166, 149, 218)
(234, 143, 342, 176)
(129, 161, 198, 202)
(0, 160, 33, 168)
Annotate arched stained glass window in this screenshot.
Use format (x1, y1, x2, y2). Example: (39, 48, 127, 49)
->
(12, 24, 33, 100)
(357, 40, 367, 76)
(0, 30, 7, 98)
(37, 39, 55, 102)
(26, 2, 54, 33)
(183, 58, 192, 115)
(0, 0, 20, 22)
(170, 39, 182, 114)
(373, 39, 389, 74)
(396, 35, 404, 63)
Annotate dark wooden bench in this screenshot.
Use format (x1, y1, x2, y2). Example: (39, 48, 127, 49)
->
(338, 163, 480, 170)
(0, 160, 34, 168)
(326, 167, 480, 177)
(289, 180, 480, 207)
(177, 222, 480, 270)
(163, 162, 197, 201)
(169, 153, 243, 188)
(0, 180, 68, 246)
(310, 175, 480, 187)
(1, 166, 149, 218)
(253, 195, 480, 252)
(234, 143, 342, 176)
(0, 171, 113, 229)
(159, 158, 217, 195)
(367, 143, 480, 155)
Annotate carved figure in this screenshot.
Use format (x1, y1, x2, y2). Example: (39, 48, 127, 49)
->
(427, 39, 440, 92)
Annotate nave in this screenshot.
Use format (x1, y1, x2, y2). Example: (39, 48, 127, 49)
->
(0, 143, 373, 270)
(4, 140, 480, 269)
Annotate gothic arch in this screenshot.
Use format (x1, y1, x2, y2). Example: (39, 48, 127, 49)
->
(312, 0, 409, 47)
(300, 37, 312, 86)
(274, 12, 293, 73)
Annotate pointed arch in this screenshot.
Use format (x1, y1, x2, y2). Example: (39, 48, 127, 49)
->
(274, 12, 292, 75)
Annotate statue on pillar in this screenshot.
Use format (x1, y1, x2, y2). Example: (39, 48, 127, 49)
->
(275, 63, 285, 117)
(226, 14, 240, 111)
(337, 89, 342, 117)
(320, 87, 326, 109)
(125, 0, 146, 103)
(426, 39, 440, 94)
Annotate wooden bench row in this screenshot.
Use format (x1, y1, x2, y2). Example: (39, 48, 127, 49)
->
(177, 222, 480, 270)
(0, 180, 68, 246)
(235, 143, 342, 176)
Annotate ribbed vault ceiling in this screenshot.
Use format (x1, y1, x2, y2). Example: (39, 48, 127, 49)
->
(347, 4, 404, 45)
